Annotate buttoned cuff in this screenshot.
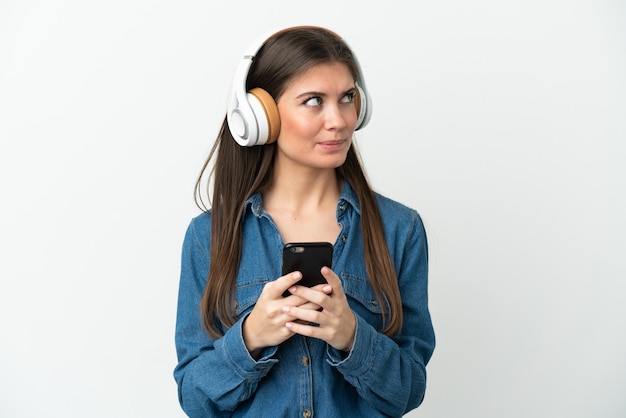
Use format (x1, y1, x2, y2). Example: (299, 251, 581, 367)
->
(218, 313, 279, 380)
(326, 313, 376, 375)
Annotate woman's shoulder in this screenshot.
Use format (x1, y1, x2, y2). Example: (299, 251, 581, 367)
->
(372, 192, 427, 244)
(373, 192, 427, 236)
(186, 210, 212, 240)
(374, 192, 421, 221)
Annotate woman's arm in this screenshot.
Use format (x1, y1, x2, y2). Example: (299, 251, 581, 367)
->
(326, 210, 435, 416)
(173, 217, 278, 416)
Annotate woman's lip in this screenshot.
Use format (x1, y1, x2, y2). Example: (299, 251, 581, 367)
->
(318, 139, 345, 146)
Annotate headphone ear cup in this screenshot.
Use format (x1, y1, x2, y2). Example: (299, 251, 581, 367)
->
(354, 83, 371, 130)
(248, 88, 281, 144)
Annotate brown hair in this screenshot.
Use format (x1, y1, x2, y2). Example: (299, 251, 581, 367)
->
(194, 27, 403, 339)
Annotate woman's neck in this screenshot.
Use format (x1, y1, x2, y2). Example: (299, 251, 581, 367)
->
(264, 167, 340, 211)
(262, 167, 342, 244)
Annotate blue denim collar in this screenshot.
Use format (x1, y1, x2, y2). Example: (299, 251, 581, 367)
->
(245, 178, 361, 218)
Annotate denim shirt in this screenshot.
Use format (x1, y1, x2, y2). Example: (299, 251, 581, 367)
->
(174, 181, 435, 417)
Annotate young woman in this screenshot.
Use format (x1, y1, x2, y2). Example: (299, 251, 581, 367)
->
(174, 26, 435, 417)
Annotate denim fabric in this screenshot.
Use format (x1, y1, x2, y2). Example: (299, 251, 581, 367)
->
(173, 181, 435, 417)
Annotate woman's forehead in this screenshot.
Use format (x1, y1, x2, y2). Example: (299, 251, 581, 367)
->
(283, 62, 354, 92)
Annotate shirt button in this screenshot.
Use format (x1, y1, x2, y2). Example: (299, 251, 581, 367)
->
(341, 235, 347, 243)
(301, 356, 309, 366)
(339, 204, 346, 211)
(303, 409, 312, 418)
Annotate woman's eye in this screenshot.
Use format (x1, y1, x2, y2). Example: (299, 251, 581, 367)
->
(304, 96, 322, 106)
(341, 91, 356, 104)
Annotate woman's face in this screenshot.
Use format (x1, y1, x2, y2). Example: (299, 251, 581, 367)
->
(274, 62, 358, 171)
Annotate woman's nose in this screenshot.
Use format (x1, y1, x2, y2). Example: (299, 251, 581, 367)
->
(323, 104, 349, 130)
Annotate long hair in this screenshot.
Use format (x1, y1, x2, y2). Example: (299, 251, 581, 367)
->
(195, 27, 403, 339)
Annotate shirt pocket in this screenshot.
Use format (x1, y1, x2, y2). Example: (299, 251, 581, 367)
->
(235, 277, 269, 316)
(341, 273, 383, 329)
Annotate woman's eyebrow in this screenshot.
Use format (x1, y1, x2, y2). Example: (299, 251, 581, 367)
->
(294, 87, 356, 99)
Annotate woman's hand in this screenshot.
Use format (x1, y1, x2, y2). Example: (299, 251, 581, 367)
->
(282, 267, 356, 352)
(242, 271, 331, 358)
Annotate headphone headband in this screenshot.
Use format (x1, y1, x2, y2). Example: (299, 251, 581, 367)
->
(226, 26, 372, 147)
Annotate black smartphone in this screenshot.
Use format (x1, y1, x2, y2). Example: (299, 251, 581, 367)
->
(281, 242, 333, 297)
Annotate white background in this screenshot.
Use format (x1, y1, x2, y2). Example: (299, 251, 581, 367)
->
(1, 1, 624, 417)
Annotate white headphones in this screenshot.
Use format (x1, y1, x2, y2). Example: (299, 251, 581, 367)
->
(226, 26, 372, 147)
